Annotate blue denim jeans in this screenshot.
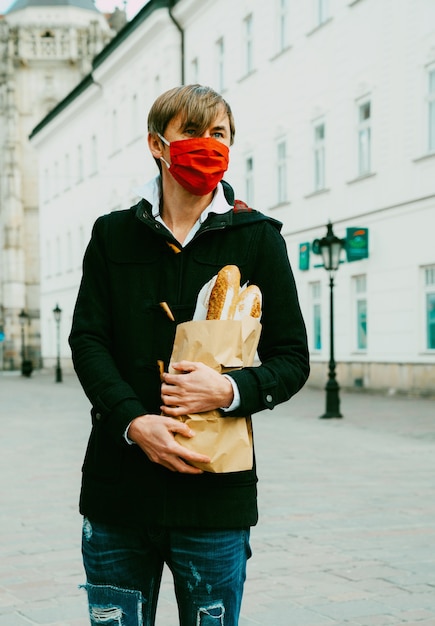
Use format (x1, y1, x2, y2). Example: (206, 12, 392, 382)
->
(81, 517, 251, 626)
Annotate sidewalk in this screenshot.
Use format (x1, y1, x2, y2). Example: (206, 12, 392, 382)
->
(0, 371, 434, 626)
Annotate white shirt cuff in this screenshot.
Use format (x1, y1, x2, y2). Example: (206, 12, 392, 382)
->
(221, 375, 241, 412)
(124, 422, 135, 445)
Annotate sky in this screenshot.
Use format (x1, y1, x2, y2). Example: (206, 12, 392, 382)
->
(0, 0, 146, 19)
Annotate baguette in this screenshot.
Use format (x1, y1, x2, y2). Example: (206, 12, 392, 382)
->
(236, 284, 262, 319)
(206, 265, 241, 320)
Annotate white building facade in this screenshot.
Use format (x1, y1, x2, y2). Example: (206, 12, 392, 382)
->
(0, 0, 114, 370)
(30, 0, 435, 395)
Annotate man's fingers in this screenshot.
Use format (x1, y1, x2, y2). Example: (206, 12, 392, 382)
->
(161, 404, 189, 417)
(162, 457, 204, 474)
(165, 417, 211, 464)
(171, 360, 197, 373)
(128, 414, 210, 474)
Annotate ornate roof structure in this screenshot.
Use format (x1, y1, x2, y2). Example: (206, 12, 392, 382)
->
(7, 0, 98, 12)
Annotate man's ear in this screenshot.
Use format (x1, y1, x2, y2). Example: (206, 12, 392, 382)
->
(148, 132, 163, 159)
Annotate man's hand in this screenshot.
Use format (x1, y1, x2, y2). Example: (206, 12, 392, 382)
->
(160, 361, 234, 417)
(127, 414, 210, 474)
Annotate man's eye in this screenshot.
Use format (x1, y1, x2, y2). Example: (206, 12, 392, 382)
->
(212, 132, 224, 138)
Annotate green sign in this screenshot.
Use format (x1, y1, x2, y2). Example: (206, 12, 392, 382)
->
(299, 242, 310, 271)
(346, 227, 369, 262)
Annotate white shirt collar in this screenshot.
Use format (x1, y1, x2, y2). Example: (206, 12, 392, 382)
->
(135, 176, 233, 246)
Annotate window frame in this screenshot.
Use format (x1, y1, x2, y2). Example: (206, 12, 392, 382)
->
(315, 0, 329, 26)
(353, 274, 367, 352)
(245, 154, 254, 206)
(276, 138, 288, 204)
(130, 93, 139, 142)
(427, 66, 435, 154)
(111, 109, 119, 154)
(310, 281, 322, 352)
(357, 98, 372, 176)
(90, 135, 98, 176)
(313, 118, 326, 191)
(243, 13, 254, 75)
(277, 0, 289, 53)
(190, 57, 199, 83)
(423, 265, 435, 350)
(64, 153, 70, 191)
(76, 144, 84, 183)
(216, 37, 225, 92)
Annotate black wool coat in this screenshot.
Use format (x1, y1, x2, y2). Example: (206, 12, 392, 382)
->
(69, 184, 310, 529)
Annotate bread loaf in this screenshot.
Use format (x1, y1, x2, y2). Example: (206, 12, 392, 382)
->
(206, 265, 241, 320)
(236, 284, 262, 319)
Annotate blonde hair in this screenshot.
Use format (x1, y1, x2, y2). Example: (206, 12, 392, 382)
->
(148, 84, 235, 145)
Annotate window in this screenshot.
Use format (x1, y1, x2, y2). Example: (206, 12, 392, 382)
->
(315, 0, 329, 25)
(277, 139, 287, 203)
(424, 266, 435, 349)
(56, 236, 62, 275)
(78, 225, 85, 267)
(53, 161, 59, 196)
(277, 0, 289, 52)
(245, 156, 254, 206)
(354, 274, 367, 350)
(313, 120, 325, 191)
(357, 100, 371, 176)
(130, 94, 139, 141)
(428, 68, 435, 153)
(216, 38, 225, 92)
(111, 110, 119, 153)
(76, 144, 84, 183)
(154, 75, 161, 97)
(42, 168, 50, 202)
(64, 153, 70, 190)
(90, 135, 98, 175)
(311, 282, 322, 351)
(45, 240, 51, 277)
(191, 58, 199, 83)
(66, 231, 73, 272)
(243, 14, 254, 75)
(40, 30, 56, 56)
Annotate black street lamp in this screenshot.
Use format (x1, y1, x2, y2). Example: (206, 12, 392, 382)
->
(315, 222, 345, 419)
(53, 303, 63, 383)
(18, 309, 33, 377)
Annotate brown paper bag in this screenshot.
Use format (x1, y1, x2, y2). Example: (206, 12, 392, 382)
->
(169, 317, 261, 473)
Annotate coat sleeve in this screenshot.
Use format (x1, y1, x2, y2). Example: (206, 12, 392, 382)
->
(225, 221, 310, 416)
(68, 216, 146, 443)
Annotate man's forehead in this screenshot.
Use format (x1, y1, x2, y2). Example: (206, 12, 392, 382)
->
(172, 108, 230, 130)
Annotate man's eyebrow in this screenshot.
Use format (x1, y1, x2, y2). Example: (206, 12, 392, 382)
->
(211, 125, 228, 133)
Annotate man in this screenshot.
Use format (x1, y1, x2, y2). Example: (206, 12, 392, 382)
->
(69, 84, 309, 626)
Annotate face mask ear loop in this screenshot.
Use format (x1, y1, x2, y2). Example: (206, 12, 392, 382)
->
(157, 132, 170, 146)
(157, 133, 170, 169)
(160, 156, 170, 169)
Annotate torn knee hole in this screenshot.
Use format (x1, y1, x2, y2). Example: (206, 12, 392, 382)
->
(197, 602, 225, 625)
(90, 605, 123, 622)
(82, 583, 144, 625)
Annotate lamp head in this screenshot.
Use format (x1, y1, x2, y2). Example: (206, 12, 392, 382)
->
(318, 222, 345, 272)
(53, 304, 62, 323)
(18, 309, 28, 326)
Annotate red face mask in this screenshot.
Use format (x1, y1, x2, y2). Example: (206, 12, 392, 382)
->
(159, 134, 229, 196)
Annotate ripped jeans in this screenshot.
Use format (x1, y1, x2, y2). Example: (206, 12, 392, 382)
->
(81, 517, 251, 626)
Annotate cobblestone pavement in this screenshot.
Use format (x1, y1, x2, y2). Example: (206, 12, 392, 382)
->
(0, 370, 434, 626)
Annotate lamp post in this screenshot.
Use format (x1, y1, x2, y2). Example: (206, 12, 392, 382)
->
(53, 303, 62, 383)
(316, 222, 345, 419)
(18, 309, 32, 377)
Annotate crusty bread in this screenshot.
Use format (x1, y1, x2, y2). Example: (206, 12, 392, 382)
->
(236, 284, 262, 319)
(206, 265, 241, 320)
